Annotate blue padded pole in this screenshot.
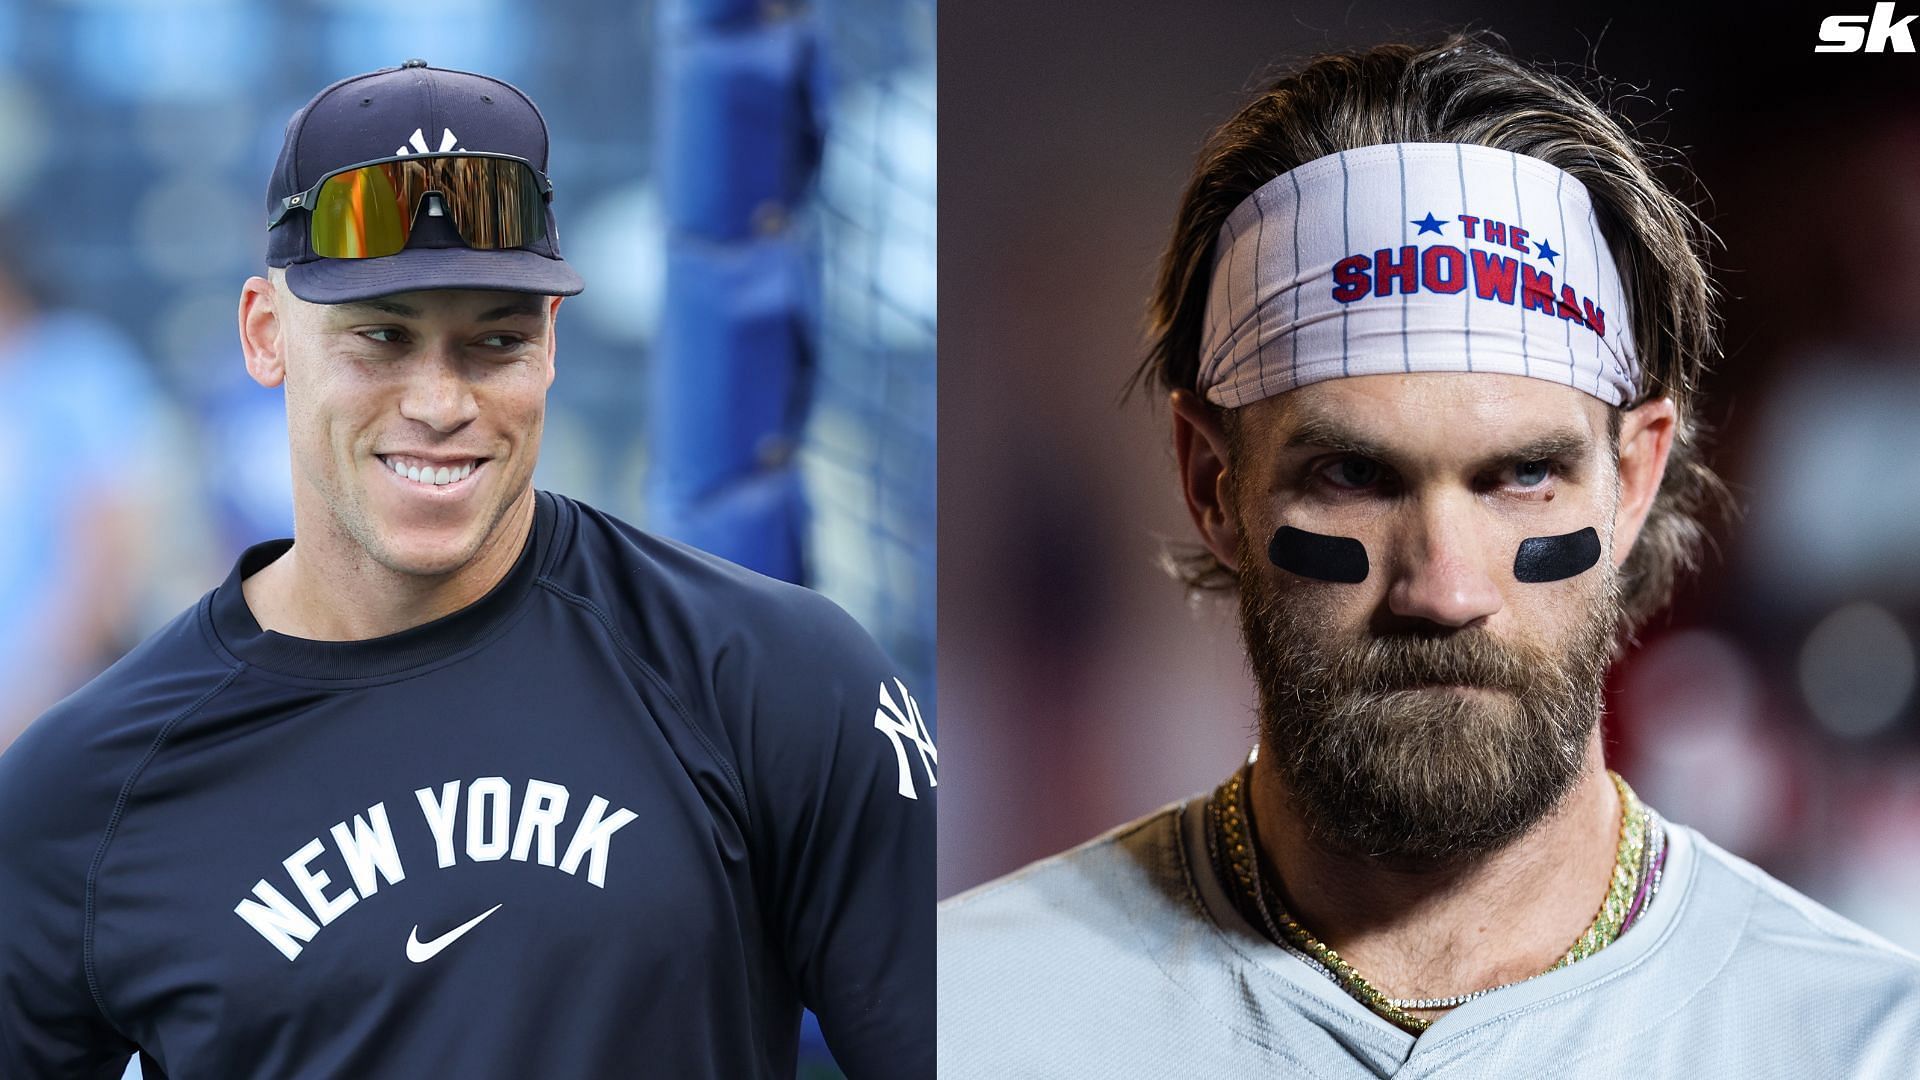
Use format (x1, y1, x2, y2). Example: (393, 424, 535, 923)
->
(650, 0, 819, 583)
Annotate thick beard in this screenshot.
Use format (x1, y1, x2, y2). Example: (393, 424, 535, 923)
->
(1236, 529, 1620, 863)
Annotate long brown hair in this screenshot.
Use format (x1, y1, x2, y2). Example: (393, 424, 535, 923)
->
(1136, 35, 1730, 634)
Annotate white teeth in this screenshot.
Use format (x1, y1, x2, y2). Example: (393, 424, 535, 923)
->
(384, 456, 479, 486)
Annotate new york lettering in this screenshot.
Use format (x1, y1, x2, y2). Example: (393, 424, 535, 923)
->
(233, 776, 638, 961)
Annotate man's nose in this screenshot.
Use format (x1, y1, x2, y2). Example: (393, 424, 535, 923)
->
(398, 347, 480, 433)
(1384, 497, 1505, 628)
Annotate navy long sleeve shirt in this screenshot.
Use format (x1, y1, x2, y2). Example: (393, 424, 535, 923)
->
(0, 491, 936, 1078)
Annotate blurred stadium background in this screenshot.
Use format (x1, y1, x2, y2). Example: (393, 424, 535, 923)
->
(940, 0, 1920, 956)
(0, 0, 932, 1076)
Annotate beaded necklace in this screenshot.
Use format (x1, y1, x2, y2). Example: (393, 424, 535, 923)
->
(1205, 762, 1667, 1034)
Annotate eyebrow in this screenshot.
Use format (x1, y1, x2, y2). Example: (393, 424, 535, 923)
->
(476, 298, 548, 322)
(1281, 413, 1599, 471)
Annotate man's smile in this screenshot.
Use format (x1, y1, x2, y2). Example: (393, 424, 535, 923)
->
(376, 453, 489, 493)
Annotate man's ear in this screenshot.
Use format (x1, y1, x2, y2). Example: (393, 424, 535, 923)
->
(1611, 396, 1677, 566)
(1171, 389, 1242, 572)
(239, 276, 287, 389)
(544, 295, 562, 388)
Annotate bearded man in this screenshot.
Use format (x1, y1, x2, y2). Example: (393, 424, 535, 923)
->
(938, 37, 1920, 1077)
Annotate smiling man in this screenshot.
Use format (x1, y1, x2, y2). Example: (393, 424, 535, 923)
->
(938, 37, 1920, 1076)
(0, 62, 932, 1078)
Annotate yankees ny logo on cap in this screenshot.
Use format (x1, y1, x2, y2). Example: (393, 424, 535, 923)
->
(396, 127, 465, 156)
(264, 59, 584, 304)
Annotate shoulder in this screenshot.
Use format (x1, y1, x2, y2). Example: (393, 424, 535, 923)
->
(944, 803, 1187, 916)
(940, 802, 1200, 990)
(540, 491, 881, 668)
(535, 494, 906, 783)
(1671, 824, 1920, 1064)
(1686, 826, 1920, 979)
(0, 597, 230, 875)
(1689, 822, 1920, 968)
(940, 802, 1242, 1074)
(7, 597, 227, 764)
(1567, 823, 1920, 1071)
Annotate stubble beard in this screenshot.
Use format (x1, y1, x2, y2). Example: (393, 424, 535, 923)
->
(1235, 529, 1621, 863)
(306, 437, 533, 581)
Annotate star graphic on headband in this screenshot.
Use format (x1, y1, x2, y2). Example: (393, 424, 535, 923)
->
(1411, 212, 1446, 235)
(1535, 239, 1560, 264)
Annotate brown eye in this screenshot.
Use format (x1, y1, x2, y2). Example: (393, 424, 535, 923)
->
(1327, 457, 1382, 489)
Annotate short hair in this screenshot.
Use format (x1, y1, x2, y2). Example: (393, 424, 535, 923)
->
(1136, 34, 1730, 634)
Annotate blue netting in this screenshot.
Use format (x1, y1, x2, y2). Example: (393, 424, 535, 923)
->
(805, 0, 936, 720)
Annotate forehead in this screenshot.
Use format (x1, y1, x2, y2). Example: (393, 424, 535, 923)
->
(1238, 373, 1611, 459)
(306, 288, 550, 322)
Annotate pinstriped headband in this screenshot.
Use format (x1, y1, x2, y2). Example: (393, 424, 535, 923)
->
(1198, 143, 1640, 408)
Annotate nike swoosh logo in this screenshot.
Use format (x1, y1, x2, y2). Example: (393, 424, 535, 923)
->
(406, 903, 503, 963)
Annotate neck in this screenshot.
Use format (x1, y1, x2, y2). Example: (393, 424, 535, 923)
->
(1246, 726, 1619, 1004)
(242, 488, 535, 641)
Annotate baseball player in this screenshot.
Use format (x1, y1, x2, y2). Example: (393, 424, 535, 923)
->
(939, 36, 1920, 1076)
(0, 61, 934, 1078)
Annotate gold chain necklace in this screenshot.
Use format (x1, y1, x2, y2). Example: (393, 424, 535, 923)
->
(1207, 764, 1658, 1034)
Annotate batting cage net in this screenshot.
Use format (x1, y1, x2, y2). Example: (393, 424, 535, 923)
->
(805, 0, 937, 725)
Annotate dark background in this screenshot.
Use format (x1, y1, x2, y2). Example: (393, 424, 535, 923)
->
(939, 0, 1920, 949)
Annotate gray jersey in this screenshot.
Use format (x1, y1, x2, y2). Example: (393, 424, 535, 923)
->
(939, 793, 1920, 1078)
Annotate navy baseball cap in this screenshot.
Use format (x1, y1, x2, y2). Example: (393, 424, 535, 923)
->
(265, 60, 584, 303)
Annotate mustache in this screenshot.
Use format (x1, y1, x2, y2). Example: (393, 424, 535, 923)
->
(1260, 625, 1567, 704)
(1341, 633, 1540, 690)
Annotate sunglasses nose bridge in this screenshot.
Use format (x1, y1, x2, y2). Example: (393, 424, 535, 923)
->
(304, 156, 544, 257)
(402, 161, 474, 224)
